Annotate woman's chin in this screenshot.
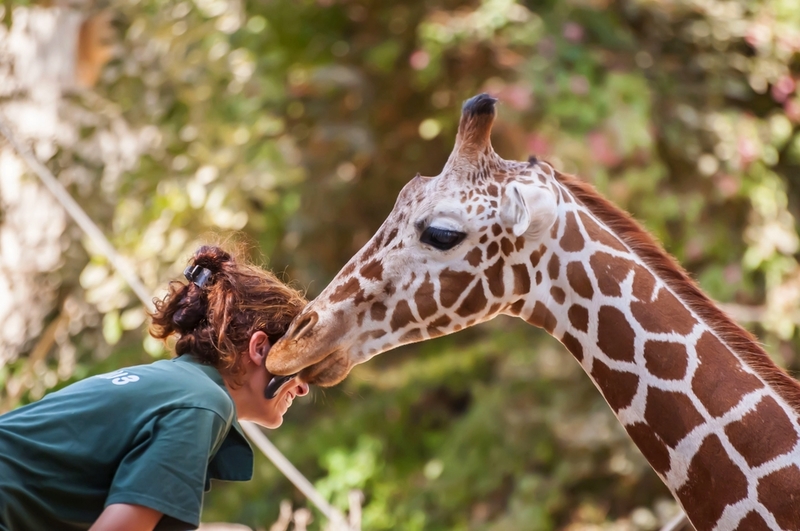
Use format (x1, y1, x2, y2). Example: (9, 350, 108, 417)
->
(256, 415, 283, 429)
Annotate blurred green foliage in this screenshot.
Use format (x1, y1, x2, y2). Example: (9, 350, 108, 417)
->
(3, 0, 800, 529)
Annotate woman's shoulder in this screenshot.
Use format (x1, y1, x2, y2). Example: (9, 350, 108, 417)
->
(147, 357, 235, 416)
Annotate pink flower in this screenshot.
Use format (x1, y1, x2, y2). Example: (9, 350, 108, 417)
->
(737, 137, 758, 167)
(409, 50, 430, 70)
(527, 133, 551, 156)
(771, 75, 796, 103)
(785, 99, 800, 123)
(568, 75, 590, 96)
(588, 131, 621, 167)
(497, 84, 533, 111)
(563, 22, 584, 43)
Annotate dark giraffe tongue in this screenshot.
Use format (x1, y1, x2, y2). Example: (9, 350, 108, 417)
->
(264, 373, 298, 399)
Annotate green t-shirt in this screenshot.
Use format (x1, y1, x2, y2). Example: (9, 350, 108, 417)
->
(0, 355, 253, 531)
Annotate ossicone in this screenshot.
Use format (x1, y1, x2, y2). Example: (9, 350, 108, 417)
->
(452, 93, 498, 162)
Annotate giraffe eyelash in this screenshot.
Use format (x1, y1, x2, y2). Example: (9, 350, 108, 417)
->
(420, 226, 467, 251)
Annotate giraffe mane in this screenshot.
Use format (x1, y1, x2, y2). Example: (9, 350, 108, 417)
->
(554, 170, 800, 414)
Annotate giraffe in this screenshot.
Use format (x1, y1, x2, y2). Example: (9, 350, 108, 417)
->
(267, 93, 800, 531)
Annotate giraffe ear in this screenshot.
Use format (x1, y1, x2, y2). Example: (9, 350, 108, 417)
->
(502, 181, 558, 238)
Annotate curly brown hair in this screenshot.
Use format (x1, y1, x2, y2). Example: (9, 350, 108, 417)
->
(149, 245, 307, 384)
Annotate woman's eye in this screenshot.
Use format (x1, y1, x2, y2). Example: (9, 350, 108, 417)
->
(420, 226, 467, 251)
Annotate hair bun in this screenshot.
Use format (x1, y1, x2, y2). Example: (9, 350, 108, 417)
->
(172, 296, 207, 331)
(191, 245, 233, 274)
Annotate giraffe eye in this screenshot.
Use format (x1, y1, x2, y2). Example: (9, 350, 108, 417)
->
(420, 226, 466, 251)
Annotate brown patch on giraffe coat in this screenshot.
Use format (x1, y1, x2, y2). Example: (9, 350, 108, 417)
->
(547, 254, 560, 280)
(399, 328, 422, 343)
(485, 258, 505, 298)
(360, 242, 379, 265)
(644, 387, 704, 447)
(550, 286, 566, 305)
(465, 247, 483, 267)
(591, 359, 639, 411)
(414, 274, 437, 320)
(390, 300, 416, 331)
(487, 241, 499, 260)
(359, 259, 384, 282)
(549, 216, 560, 238)
(632, 264, 656, 301)
(631, 286, 697, 335)
(353, 288, 368, 306)
(339, 261, 356, 279)
(456, 281, 488, 318)
(384, 228, 399, 248)
(384, 281, 396, 296)
(567, 262, 594, 299)
(429, 315, 451, 328)
(724, 395, 798, 468)
(625, 423, 671, 475)
(508, 299, 525, 315)
(579, 211, 626, 252)
(526, 301, 557, 333)
(643, 341, 688, 380)
(492, 224, 502, 236)
(487, 183, 498, 197)
(561, 332, 583, 361)
(514, 236, 525, 251)
(590, 252, 632, 297)
(370, 301, 387, 321)
(356, 311, 365, 327)
(330, 277, 361, 304)
(568, 304, 589, 332)
(479, 233, 488, 243)
(357, 329, 386, 343)
(757, 465, 800, 529)
(439, 269, 474, 308)
(530, 245, 544, 267)
(535, 271, 543, 285)
(560, 212, 585, 252)
(426, 315, 452, 337)
(500, 237, 514, 256)
(692, 331, 764, 417)
(733, 512, 771, 531)
(677, 434, 749, 531)
(511, 264, 530, 295)
(597, 306, 635, 362)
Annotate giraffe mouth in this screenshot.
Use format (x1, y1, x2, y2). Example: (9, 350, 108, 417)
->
(296, 350, 352, 387)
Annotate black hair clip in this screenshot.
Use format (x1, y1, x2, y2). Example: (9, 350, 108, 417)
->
(184, 264, 212, 288)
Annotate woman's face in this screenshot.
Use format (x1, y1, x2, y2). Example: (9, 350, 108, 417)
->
(258, 373, 309, 428)
(226, 331, 309, 428)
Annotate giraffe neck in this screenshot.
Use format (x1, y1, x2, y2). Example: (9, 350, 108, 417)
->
(512, 173, 800, 531)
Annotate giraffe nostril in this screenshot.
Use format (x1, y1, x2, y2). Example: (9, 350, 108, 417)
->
(290, 311, 319, 341)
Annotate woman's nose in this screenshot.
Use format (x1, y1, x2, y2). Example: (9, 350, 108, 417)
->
(296, 382, 310, 396)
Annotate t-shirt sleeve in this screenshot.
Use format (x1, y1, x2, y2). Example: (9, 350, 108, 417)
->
(104, 407, 229, 528)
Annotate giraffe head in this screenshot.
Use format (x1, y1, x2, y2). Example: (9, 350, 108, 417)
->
(268, 94, 559, 385)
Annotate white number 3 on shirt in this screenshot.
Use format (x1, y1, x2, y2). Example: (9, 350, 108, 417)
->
(97, 370, 140, 385)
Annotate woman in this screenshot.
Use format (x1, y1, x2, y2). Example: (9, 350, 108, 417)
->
(0, 245, 309, 531)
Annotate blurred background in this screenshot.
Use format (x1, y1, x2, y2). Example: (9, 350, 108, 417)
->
(1, 0, 800, 529)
